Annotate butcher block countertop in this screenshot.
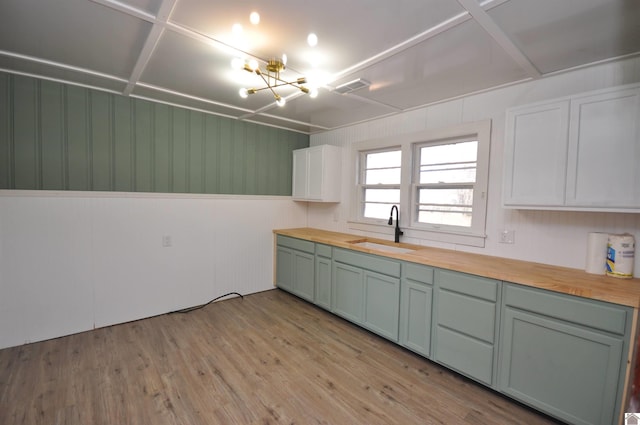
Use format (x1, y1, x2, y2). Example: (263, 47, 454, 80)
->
(274, 227, 640, 309)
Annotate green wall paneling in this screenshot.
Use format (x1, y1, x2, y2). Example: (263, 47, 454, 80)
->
(0, 72, 309, 195)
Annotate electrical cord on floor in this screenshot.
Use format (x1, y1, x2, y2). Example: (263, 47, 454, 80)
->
(168, 292, 244, 314)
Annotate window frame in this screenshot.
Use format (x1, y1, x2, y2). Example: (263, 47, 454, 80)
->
(357, 146, 402, 224)
(349, 120, 491, 248)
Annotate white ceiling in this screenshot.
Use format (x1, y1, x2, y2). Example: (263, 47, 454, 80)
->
(1, 0, 639, 134)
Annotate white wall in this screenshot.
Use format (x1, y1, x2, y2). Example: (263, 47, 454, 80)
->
(0, 191, 307, 349)
(309, 56, 640, 276)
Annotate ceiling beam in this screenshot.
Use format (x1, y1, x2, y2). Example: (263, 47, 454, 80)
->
(122, 0, 178, 96)
(456, 0, 541, 78)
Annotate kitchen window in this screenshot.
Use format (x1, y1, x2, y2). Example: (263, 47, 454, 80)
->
(359, 148, 402, 220)
(350, 120, 491, 247)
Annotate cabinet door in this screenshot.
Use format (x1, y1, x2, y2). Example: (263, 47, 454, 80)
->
(566, 87, 640, 208)
(315, 255, 332, 310)
(399, 280, 432, 357)
(307, 146, 324, 200)
(332, 262, 364, 324)
(499, 307, 624, 425)
(293, 251, 315, 302)
(363, 270, 400, 341)
(276, 246, 294, 292)
(504, 100, 570, 206)
(292, 149, 308, 199)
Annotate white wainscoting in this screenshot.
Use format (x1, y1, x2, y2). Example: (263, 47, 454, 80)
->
(0, 191, 307, 349)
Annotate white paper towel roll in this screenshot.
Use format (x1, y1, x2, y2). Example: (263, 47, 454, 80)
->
(585, 232, 609, 274)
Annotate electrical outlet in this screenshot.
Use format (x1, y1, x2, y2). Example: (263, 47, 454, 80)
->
(499, 230, 515, 244)
(162, 235, 172, 247)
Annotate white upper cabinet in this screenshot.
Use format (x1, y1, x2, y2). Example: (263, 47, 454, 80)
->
(292, 145, 342, 202)
(503, 84, 640, 212)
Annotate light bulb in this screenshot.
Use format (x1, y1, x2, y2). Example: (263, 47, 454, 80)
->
(248, 59, 259, 71)
(249, 12, 260, 25)
(307, 33, 318, 47)
(281, 54, 287, 66)
(239, 88, 248, 98)
(276, 97, 286, 107)
(309, 87, 319, 98)
(232, 23, 243, 35)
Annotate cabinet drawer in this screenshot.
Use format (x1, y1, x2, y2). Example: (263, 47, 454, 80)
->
(334, 248, 401, 277)
(403, 262, 434, 285)
(434, 326, 494, 386)
(316, 243, 332, 258)
(436, 269, 498, 301)
(277, 235, 315, 254)
(503, 283, 629, 335)
(437, 290, 496, 343)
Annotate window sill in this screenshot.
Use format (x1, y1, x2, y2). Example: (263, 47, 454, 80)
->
(347, 220, 486, 248)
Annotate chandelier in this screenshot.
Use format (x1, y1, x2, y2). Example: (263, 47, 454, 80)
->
(238, 57, 318, 107)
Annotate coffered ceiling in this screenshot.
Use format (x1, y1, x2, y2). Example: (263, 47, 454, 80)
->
(1, 0, 639, 134)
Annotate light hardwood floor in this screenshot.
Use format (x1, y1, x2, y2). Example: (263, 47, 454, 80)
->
(0, 289, 562, 424)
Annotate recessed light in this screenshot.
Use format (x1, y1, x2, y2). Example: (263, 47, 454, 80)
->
(250, 12, 260, 25)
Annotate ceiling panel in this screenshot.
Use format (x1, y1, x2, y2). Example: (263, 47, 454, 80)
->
(0, 0, 152, 79)
(335, 20, 530, 110)
(268, 89, 400, 130)
(487, 0, 640, 74)
(169, 0, 466, 75)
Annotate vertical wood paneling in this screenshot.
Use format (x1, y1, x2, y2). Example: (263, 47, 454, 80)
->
(0, 73, 9, 188)
(188, 111, 204, 193)
(232, 119, 245, 194)
(0, 72, 309, 195)
(40, 81, 65, 190)
(66, 85, 90, 190)
(113, 96, 133, 192)
(153, 103, 170, 193)
(204, 115, 219, 193)
(172, 107, 187, 193)
(244, 122, 257, 194)
(134, 99, 152, 192)
(90, 91, 112, 191)
(13, 76, 38, 189)
(218, 118, 233, 194)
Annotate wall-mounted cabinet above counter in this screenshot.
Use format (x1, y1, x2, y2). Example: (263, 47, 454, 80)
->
(292, 145, 342, 202)
(503, 83, 640, 212)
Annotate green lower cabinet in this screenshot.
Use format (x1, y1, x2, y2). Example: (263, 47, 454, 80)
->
(292, 250, 315, 302)
(433, 269, 500, 387)
(332, 262, 365, 323)
(498, 283, 631, 425)
(315, 246, 332, 310)
(276, 246, 294, 292)
(399, 263, 434, 357)
(363, 271, 399, 341)
(276, 236, 315, 302)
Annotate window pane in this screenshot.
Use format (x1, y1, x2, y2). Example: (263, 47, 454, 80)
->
(364, 203, 398, 220)
(420, 164, 476, 184)
(418, 209, 472, 227)
(366, 168, 401, 184)
(419, 188, 473, 206)
(365, 188, 400, 203)
(419, 140, 477, 184)
(367, 150, 401, 169)
(420, 141, 477, 165)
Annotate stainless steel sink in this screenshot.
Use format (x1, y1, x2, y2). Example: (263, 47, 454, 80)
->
(351, 241, 417, 254)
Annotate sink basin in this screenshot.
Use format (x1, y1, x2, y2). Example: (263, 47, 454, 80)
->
(351, 241, 417, 254)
